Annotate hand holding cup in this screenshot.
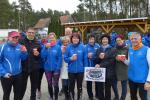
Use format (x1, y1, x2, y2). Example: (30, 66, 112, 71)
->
(21, 45, 27, 52)
(45, 43, 51, 48)
(72, 54, 77, 61)
(117, 55, 126, 61)
(88, 52, 93, 59)
(33, 48, 39, 56)
(61, 46, 66, 53)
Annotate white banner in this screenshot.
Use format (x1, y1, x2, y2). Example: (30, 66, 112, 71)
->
(84, 67, 106, 82)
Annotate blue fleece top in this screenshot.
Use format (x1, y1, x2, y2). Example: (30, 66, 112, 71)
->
(0, 43, 28, 76)
(41, 44, 62, 72)
(85, 43, 100, 67)
(64, 43, 87, 73)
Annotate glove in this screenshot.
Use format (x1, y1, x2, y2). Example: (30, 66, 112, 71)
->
(4, 73, 11, 78)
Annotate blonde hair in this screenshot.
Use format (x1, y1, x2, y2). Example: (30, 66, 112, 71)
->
(48, 32, 57, 38)
(61, 36, 70, 43)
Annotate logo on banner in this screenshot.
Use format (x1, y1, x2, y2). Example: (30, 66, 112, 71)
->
(84, 67, 106, 82)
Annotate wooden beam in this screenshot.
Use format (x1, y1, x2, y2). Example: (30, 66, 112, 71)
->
(79, 26, 87, 41)
(136, 24, 146, 33)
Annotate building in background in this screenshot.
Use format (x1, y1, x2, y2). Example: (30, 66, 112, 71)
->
(0, 29, 18, 44)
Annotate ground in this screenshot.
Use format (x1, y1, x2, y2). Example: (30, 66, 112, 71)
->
(0, 76, 149, 100)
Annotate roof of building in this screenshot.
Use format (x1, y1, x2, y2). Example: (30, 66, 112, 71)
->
(34, 17, 51, 29)
(60, 15, 74, 24)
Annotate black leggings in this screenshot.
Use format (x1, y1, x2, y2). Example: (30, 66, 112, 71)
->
(20, 70, 39, 100)
(1, 73, 22, 100)
(97, 78, 113, 100)
(68, 73, 84, 100)
(37, 68, 44, 91)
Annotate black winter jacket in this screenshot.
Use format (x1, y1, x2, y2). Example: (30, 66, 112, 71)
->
(95, 45, 116, 79)
(19, 37, 41, 72)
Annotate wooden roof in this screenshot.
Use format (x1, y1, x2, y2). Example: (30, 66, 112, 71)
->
(34, 18, 51, 29)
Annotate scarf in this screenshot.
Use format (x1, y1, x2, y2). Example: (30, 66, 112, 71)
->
(27, 36, 34, 40)
(132, 43, 143, 50)
(116, 43, 126, 49)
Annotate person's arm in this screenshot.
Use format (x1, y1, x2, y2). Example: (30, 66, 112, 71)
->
(144, 48, 150, 90)
(64, 46, 73, 63)
(56, 46, 62, 71)
(0, 44, 7, 76)
(40, 45, 47, 59)
(84, 45, 88, 67)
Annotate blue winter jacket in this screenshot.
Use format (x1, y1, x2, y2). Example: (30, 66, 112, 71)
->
(142, 34, 150, 47)
(64, 43, 87, 73)
(85, 43, 100, 67)
(0, 43, 28, 76)
(41, 44, 62, 72)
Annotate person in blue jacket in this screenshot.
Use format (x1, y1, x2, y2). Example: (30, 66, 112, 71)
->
(0, 31, 27, 100)
(123, 33, 150, 100)
(41, 32, 62, 100)
(142, 34, 150, 47)
(110, 32, 117, 47)
(85, 34, 100, 100)
(64, 32, 87, 100)
(36, 31, 48, 99)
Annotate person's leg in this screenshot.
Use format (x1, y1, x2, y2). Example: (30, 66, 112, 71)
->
(53, 72, 60, 100)
(63, 79, 69, 100)
(128, 80, 138, 100)
(1, 77, 12, 100)
(59, 79, 64, 96)
(37, 68, 44, 98)
(97, 82, 104, 100)
(112, 80, 119, 100)
(95, 82, 99, 98)
(45, 71, 53, 99)
(68, 73, 76, 100)
(86, 81, 93, 99)
(76, 73, 84, 100)
(105, 79, 113, 100)
(30, 70, 39, 100)
(20, 71, 28, 100)
(138, 83, 148, 100)
(37, 68, 44, 91)
(120, 80, 127, 100)
(13, 74, 23, 100)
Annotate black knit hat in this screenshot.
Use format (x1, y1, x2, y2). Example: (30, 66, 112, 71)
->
(100, 34, 111, 44)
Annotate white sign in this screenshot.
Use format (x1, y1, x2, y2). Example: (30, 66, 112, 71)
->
(84, 67, 106, 82)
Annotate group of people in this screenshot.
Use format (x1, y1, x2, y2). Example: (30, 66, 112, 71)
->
(0, 27, 150, 100)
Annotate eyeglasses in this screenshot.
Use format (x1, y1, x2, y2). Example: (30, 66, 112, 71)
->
(28, 32, 35, 34)
(130, 37, 140, 41)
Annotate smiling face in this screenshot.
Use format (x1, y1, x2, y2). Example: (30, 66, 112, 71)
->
(89, 37, 95, 45)
(130, 34, 141, 46)
(72, 36, 79, 44)
(65, 28, 72, 37)
(47, 32, 57, 43)
(116, 37, 124, 46)
(26, 28, 35, 40)
(101, 37, 109, 46)
(8, 36, 19, 44)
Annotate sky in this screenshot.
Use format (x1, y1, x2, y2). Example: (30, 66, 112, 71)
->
(9, 0, 80, 13)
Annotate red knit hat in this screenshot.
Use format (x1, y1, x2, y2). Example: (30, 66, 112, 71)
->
(116, 34, 124, 40)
